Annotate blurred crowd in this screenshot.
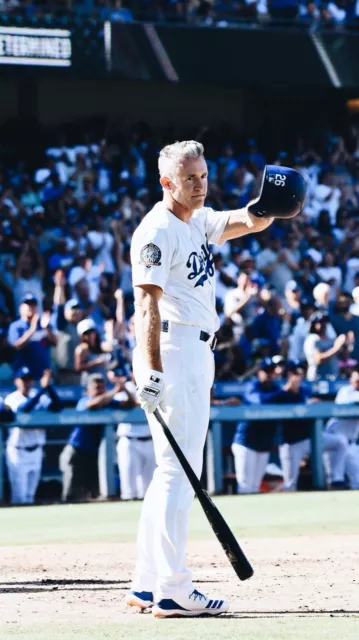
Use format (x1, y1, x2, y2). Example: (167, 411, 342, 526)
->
(1, 118, 359, 502)
(0, 0, 359, 28)
(1, 123, 359, 387)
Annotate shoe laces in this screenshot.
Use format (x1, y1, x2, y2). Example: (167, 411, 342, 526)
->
(189, 589, 206, 602)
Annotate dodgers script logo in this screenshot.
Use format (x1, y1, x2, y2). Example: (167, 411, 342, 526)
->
(187, 236, 214, 287)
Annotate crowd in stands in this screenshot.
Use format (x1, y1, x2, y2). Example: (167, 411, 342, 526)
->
(1, 117, 359, 501)
(1, 121, 359, 385)
(0, 0, 359, 28)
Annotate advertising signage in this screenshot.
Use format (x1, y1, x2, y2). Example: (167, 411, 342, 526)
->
(0, 26, 71, 68)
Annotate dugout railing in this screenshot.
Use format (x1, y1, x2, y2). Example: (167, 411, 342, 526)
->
(1, 403, 359, 502)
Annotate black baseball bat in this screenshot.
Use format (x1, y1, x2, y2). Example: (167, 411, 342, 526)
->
(153, 409, 254, 582)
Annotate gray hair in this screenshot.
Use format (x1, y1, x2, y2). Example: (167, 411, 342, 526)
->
(158, 140, 204, 178)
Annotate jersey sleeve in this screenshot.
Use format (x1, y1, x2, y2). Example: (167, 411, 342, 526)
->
(334, 387, 357, 404)
(203, 207, 230, 246)
(303, 334, 319, 361)
(75, 397, 89, 412)
(131, 227, 172, 291)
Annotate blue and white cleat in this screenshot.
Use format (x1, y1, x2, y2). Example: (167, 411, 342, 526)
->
(152, 589, 229, 617)
(126, 590, 154, 610)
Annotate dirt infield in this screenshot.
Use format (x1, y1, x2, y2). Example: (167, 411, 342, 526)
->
(1, 534, 358, 625)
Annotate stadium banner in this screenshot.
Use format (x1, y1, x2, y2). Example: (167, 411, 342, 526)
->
(0, 19, 105, 76)
(0, 26, 71, 67)
(108, 22, 359, 89)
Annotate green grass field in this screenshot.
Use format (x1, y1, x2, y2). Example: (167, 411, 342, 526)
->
(1, 491, 358, 546)
(1, 492, 358, 640)
(1, 618, 358, 640)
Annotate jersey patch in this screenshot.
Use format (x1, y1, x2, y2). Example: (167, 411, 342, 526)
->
(139, 243, 162, 268)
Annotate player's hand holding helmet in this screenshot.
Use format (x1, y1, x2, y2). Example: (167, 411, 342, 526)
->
(138, 369, 166, 413)
(248, 165, 307, 219)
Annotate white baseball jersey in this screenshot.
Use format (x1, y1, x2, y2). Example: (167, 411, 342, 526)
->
(329, 385, 359, 442)
(5, 390, 49, 448)
(131, 202, 229, 335)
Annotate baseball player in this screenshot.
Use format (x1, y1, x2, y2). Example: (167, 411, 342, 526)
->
(231, 358, 282, 494)
(115, 379, 156, 501)
(275, 362, 347, 491)
(5, 367, 62, 504)
(126, 142, 306, 617)
(325, 368, 359, 489)
(107, 366, 156, 500)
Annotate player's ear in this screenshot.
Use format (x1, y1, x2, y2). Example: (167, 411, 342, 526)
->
(160, 176, 172, 191)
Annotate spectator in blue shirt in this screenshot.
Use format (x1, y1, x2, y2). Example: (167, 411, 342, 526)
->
(250, 297, 283, 355)
(59, 372, 136, 502)
(8, 293, 57, 380)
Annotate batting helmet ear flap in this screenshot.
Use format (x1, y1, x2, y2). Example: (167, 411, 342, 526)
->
(248, 165, 307, 219)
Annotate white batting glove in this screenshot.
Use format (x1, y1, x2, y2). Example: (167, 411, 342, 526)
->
(138, 369, 166, 414)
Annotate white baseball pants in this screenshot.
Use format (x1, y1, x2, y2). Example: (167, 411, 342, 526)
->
(279, 431, 348, 491)
(231, 443, 270, 493)
(345, 444, 359, 489)
(117, 436, 156, 500)
(325, 420, 359, 489)
(6, 445, 43, 504)
(131, 324, 214, 602)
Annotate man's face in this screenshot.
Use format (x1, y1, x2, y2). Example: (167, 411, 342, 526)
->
(288, 369, 304, 385)
(350, 371, 359, 390)
(163, 156, 208, 210)
(15, 376, 33, 394)
(65, 307, 81, 323)
(20, 301, 37, 321)
(257, 368, 276, 384)
(88, 380, 106, 397)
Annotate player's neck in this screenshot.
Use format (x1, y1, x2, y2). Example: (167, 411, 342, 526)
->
(162, 194, 193, 223)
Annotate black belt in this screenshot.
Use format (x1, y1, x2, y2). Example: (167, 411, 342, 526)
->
(124, 436, 152, 441)
(161, 321, 217, 351)
(15, 445, 41, 452)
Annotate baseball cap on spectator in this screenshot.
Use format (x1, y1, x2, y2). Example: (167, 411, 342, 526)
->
(305, 248, 322, 265)
(20, 293, 38, 305)
(257, 357, 276, 371)
(77, 318, 96, 336)
(285, 280, 300, 292)
(35, 168, 51, 184)
(68, 266, 87, 288)
(238, 250, 254, 264)
(14, 366, 33, 379)
(64, 299, 80, 312)
(285, 360, 305, 374)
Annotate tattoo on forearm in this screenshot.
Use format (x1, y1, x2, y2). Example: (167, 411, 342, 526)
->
(135, 296, 162, 371)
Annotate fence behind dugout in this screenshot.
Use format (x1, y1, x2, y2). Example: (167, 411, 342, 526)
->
(1, 403, 359, 502)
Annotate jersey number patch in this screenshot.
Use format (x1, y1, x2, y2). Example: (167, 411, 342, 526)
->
(139, 243, 162, 268)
